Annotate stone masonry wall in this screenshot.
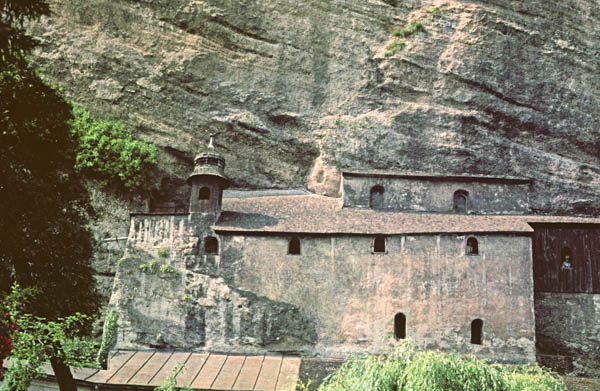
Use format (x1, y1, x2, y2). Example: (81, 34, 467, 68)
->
(108, 214, 317, 353)
(535, 292, 600, 376)
(342, 176, 531, 214)
(219, 233, 536, 362)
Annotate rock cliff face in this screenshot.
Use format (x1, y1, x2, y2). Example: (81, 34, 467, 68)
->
(28, 0, 599, 217)
(25, 0, 600, 365)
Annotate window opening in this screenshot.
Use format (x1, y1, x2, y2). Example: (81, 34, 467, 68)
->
(204, 236, 219, 254)
(199, 187, 210, 200)
(394, 313, 406, 340)
(288, 237, 301, 255)
(370, 185, 385, 209)
(466, 237, 479, 256)
(373, 236, 386, 253)
(471, 319, 483, 344)
(453, 190, 469, 213)
(561, 247, 573, 270)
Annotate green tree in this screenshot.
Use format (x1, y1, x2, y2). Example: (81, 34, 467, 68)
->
(1, 285, 99, 391)
(0, 1, 101, 390)
(0, 62, 101, 391)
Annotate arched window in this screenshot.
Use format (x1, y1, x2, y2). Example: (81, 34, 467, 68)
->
(199, 187, 210, 200)
(394, 313, 406, 340)
(370, 185, 384, 209)
(453, 190, 469, 213)
(466, 237, 479, 256)
(288, 237, 301, 255)
(471, 319, 483, 344)
(373, 236, 386, 253)
(204, 236, 218, 254)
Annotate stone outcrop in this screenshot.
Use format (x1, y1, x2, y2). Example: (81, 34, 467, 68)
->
(24, 0, 600, 365)
(535, 293, 600, 376)
(108, 214, 317, 353)
(27, 0, 600, 216)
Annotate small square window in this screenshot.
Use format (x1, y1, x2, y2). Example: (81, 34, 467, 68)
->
(373, 236, 386, 253)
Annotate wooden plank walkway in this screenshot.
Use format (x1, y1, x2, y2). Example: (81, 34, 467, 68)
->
(14, 351, 301, 391)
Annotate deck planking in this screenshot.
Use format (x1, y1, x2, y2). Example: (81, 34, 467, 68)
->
(253, 356, 283, 391)
(232, 356, 264, 390)
(191, 354, 228, 389)
(211, 355, 246, 390)
(3, 350, 301, 391)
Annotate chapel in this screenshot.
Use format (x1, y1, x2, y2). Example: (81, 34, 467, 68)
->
(108, 139, 600, 367)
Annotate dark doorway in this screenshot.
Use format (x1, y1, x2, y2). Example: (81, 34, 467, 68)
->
(394, 313, 406, 340)
(471, 319, 483, 344)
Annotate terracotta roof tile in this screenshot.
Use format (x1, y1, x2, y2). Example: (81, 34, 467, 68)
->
(216, 194, 600, 234)
(216, 195, 539, 234)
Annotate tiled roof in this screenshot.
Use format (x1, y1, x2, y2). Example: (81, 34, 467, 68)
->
(216, 195, 532, 234)
(342, 170, 533, 184)
(524, 216, 600, 225)
(216, 194, 600, 235)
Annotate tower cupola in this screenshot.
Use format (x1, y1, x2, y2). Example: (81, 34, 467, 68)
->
(187, 137, 230, 214)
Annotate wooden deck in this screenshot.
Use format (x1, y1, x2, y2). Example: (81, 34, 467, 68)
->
(21, 351, 301, 391)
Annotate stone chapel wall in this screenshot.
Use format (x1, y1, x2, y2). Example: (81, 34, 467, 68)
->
(342, 174, 531, 214)
(218, 232, 536, 362)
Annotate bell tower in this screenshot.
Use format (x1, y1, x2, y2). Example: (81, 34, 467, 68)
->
(187, 137, 230, 215)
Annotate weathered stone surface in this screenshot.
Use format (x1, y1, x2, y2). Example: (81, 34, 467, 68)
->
(220, 233, 536, 362)
(26, 0, 600, 216)
(108, 214, 317, 353)
(342, 172, 531, 213)
(26, 0, 600, 366)
(535, 292, 600, 376)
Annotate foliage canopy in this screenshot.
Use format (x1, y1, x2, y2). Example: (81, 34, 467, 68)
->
(1, 285, 99, 391)
(0, 63, 100, 320)
(1, 1, 101, 389)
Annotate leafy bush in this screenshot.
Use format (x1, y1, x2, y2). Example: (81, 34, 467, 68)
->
(157, 248, 169, 258)
(385, 40, 406, 57)
(2, 284, 99, 391)
(317, 345, 566, 391)
(71, 106, 157, 193)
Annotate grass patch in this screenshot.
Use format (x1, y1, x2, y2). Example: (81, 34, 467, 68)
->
(313, 346, 566, 391)
(385, 40, 405, 57)
(392, 20, 425, 38)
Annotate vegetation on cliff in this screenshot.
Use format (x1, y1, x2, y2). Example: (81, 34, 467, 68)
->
(71, 106, 157, 194)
